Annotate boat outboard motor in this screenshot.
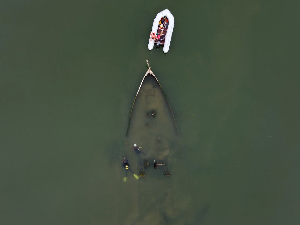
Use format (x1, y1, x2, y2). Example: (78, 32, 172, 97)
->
(156, 41, 161, 49)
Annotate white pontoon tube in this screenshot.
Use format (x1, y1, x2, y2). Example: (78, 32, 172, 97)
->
(148, 9, 174, 53)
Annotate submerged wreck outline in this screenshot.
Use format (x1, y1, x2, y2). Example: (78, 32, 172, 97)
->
(126, 60, 179, 137)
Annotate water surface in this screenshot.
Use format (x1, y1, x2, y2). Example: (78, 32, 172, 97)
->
(1, 0, 299, 224)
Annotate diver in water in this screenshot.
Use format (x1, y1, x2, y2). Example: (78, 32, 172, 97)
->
(122, 157, 129, 170)
(153, 159, 165, 169)
(133, 144, 140, 153)
(147, 110, 156, 118)
(122, 157, 139, 182)
(153, 160, 171, 177)
(133, 144, 146, 155)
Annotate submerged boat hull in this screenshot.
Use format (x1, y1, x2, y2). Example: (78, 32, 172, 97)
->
(120, 63, 179, 224)
(112, 62, 207, 225)
(126, 67, 178, 160)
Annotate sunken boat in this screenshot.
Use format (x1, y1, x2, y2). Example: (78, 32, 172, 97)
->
(126, 59, 178, 164)
(116, 61, 206, 225)
(119, 60, 179, 224)
(148, 9, 174, 53)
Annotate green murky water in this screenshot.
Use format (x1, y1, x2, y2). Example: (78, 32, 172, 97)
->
(1, 0, 299, 224)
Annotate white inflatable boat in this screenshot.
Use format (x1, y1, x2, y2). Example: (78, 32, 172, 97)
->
(148, 9, 174, 53)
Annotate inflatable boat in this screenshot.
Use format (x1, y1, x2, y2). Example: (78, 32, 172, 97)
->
(148, 9, 175, 53)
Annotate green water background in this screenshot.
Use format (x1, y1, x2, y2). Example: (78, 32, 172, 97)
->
(1, 0, 299, 224)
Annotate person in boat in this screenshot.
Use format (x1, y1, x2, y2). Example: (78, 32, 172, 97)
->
(164, 22, 168, 29)
(157, 32, 164, 42)
(164, 18, 169, 28)
(150, 32, 156, 40)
